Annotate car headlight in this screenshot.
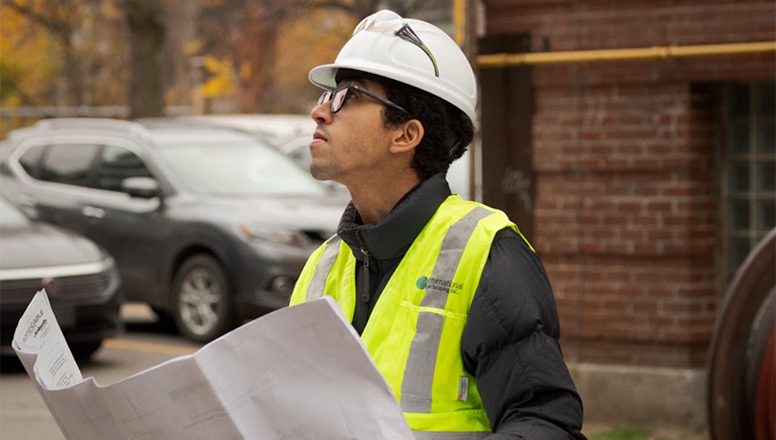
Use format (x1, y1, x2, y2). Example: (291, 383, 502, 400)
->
(238, 224, 312, 247)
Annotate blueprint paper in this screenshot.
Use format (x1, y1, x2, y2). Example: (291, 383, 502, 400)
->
(13, 290, 412, 440)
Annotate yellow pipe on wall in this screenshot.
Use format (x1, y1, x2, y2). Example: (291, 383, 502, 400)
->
(478, 41, 776, 68)
(453, 0, 466, 47)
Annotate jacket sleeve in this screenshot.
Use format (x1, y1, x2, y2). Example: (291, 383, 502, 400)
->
(461, 229, 586, 440)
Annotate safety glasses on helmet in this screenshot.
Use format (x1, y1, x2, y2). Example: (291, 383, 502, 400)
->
(317, 81, 409, 114)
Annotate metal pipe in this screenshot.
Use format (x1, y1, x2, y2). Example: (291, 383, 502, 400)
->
(453, 0, 466, 47)
(478, 41, 776, 68)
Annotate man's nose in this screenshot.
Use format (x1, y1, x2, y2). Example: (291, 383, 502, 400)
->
(311, 100, 333, 124)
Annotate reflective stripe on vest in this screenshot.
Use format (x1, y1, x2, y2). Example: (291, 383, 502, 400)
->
(306, 235, 342, 301)
(412, 430, 490, 440)
(401, 207, 492, 413)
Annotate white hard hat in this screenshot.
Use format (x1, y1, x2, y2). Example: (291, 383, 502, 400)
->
(309, 10, 477, 123)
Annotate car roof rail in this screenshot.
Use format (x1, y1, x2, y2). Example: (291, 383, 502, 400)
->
(34, 118, 152, 139)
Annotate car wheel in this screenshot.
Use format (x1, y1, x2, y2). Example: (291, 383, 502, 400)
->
(70, 340, 103, 361)
(172, 254, 234, 342)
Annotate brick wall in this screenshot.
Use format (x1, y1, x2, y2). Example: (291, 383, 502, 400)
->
(482, 0, 775, 367)
(486, 0, 776, 52)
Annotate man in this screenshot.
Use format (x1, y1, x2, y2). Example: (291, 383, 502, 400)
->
(290, 10, 585, 440)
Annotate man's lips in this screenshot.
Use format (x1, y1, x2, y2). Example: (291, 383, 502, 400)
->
(311, 131, 328, 146)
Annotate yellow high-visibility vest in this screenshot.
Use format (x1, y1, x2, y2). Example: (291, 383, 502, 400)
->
(290, 195, 533, 439)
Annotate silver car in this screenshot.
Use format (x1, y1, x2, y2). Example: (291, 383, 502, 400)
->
(0, 196, 122, 360)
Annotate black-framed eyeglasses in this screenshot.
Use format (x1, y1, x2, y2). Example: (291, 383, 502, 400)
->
(317, 81, 409, 114)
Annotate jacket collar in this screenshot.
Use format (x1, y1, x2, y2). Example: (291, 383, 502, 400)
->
(337, 173, 451, 261)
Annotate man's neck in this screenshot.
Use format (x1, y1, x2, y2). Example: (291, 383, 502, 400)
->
(346, 169, 420, 225)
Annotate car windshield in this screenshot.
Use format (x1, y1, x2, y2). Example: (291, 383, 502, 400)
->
(156, 139, 326, 197)
(0, 197, 29, 227)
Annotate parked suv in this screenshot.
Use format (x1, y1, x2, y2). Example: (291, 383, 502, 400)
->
(0, 118, 344, 342)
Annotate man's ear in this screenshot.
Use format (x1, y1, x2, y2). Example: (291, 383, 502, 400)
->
(389, 119, 424, 154)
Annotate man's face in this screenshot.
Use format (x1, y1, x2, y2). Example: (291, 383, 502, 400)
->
(309, 78, 396, 186)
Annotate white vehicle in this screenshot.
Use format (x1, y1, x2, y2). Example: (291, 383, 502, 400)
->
(174, 114, 472, 199)
(175, 113, 313, 158)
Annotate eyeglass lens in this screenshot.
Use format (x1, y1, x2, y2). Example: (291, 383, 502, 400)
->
(317, 87, 352, 113)
(331, 88, 349, 112)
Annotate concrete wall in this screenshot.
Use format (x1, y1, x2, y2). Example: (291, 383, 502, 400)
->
(569, 362, 707, 434)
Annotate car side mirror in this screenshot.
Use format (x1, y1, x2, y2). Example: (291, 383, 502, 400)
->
(122, 177, 160, 199)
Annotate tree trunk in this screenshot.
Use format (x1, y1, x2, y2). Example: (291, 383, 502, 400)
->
(61, 40, 83, 106)
(255, 25, 280, 113)
(123, 0, 165, 119)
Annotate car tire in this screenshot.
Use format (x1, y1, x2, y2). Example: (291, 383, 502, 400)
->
(171, 254, 234, 342)
(70, 340, 103, 361)
(150, 306, 177, 332)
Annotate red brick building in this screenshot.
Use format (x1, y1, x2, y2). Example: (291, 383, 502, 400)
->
(476, 0, 775, 430)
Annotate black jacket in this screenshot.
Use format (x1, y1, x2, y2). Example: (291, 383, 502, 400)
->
(337, 174, 585, 440)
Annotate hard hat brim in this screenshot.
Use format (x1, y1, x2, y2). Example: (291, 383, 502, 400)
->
(308, 64, 348, 91)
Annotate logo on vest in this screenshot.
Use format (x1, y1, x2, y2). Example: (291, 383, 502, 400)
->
(415, 275, 463, 294)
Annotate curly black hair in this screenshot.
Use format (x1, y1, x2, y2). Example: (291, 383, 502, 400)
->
(336, 69, 474, 180)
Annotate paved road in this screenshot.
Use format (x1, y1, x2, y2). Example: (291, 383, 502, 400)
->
(0, 304, 202, 440)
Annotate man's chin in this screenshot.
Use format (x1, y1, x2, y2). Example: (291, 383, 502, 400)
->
(310, 165, 337, 182)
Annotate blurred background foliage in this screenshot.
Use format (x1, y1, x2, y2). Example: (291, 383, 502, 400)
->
(0, 0, 450, 119)
(1, 0, 130, 108)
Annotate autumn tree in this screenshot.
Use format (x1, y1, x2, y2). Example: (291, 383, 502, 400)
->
(122, 0, 165, 118)
(1, 0, 453, 120)
(2, 0, 87, 106)
(271, 8, 355, 113)
(1, 0, 170, 118)
(192, 0, 435, 114)
(1, 0, 130, 108)
(0, 3, 58, 106)
(162, 0, 201, 108)
(195, 0, 293, 113)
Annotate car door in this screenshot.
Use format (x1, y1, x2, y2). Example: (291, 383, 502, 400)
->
(9, 137, 173, 304)
(82, 142, 176, 304)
